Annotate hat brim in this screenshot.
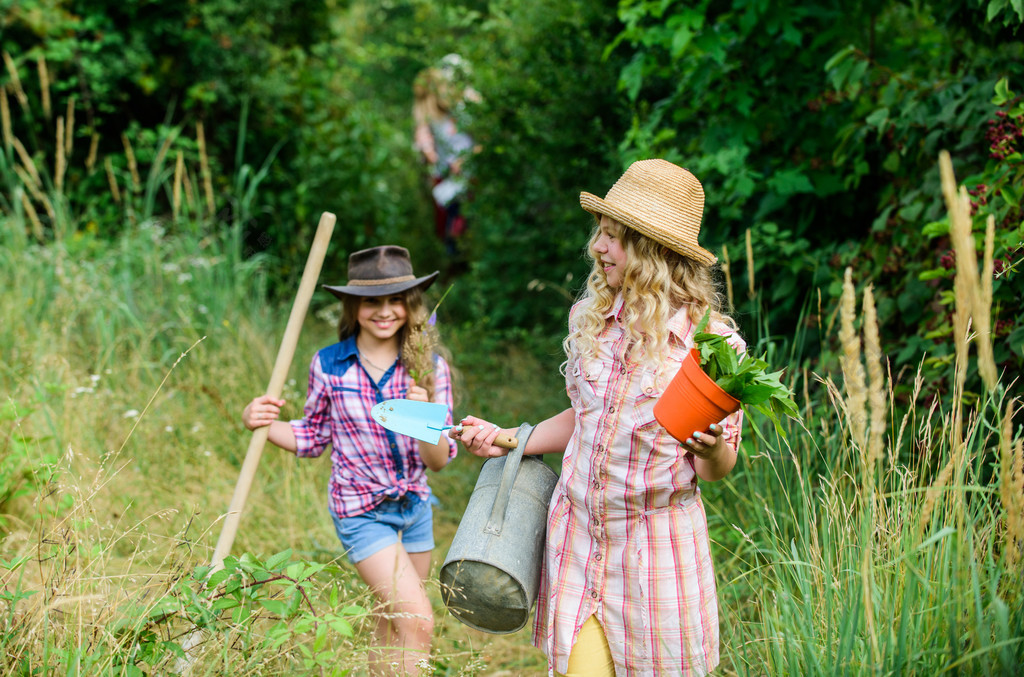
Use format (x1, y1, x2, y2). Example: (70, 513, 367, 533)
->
(323, 271, 439, 300)
(580, 192, 717, 265)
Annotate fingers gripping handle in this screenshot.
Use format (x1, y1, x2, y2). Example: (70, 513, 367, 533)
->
(483, 422, 534, 536)
(452, 423, 517, 449)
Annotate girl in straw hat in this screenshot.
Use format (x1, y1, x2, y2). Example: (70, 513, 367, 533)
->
(242, 245, 457, 676)
(455, 159, 744, 676)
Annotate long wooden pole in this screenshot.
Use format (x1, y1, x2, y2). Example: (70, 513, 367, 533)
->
(210, 210, 336, 571)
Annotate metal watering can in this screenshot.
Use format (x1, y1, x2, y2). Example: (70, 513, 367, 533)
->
(367, 401, 559, 634)
(439, 423, 559, 634)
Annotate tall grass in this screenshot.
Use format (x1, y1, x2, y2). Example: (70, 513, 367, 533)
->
(712, 152, 1023, 675)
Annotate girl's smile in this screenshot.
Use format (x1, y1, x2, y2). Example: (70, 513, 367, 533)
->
(593, 215, 627, 289)
(358, 295, 408, 340)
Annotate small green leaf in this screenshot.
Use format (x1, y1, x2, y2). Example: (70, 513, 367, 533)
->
(264, 549, 292, 571)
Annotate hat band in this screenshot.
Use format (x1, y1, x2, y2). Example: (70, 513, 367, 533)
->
(348, 275, 417, 286)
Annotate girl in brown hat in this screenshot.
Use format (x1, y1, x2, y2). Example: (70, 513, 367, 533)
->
(455, 160, 744, 676)
(242, 245, 457, 675)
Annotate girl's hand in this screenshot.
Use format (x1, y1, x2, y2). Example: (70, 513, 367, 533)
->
(243, 395, 285, 431)
(406, 380, 429, 403)
(682, 423, 725, 460)
(450, 414, 509, 458)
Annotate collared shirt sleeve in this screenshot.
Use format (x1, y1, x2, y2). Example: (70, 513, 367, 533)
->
(291, 352, 333, 458)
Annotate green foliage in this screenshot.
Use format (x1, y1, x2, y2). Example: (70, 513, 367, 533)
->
(604, 0, 1024, 405)
(0, 394, 71, 527)
(0, 544, 366, 674)
(914, 79, 1024, 393)
(433, 0, 631, 331)
(693, 310, 800, 435)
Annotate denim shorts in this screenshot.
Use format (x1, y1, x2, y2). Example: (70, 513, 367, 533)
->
(331, 493, 435, 564)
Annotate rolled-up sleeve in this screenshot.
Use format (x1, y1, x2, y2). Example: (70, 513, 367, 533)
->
(291, 354, 333, 458)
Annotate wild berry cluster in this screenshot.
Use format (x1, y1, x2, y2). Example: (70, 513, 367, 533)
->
(985, 109, 1023, 162)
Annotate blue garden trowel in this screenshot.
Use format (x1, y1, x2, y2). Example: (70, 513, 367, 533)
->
(370, 399, 519, 449)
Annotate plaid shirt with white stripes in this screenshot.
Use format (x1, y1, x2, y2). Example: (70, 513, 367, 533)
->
(290, 335, 456, 518)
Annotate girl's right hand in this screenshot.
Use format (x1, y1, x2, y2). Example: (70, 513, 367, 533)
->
(242, 395, 285, 431)
(451, 415, 509, 458)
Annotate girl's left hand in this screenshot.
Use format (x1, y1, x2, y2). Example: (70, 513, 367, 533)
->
(683, 423, 724, 459)
(406, 380, 428, 403)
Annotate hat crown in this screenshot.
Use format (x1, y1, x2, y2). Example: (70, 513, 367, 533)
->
(347, 245, 415, 283)
(322, 245, 439, 300)
(605, 159, 704, 222)
(579, 158, 715, 265)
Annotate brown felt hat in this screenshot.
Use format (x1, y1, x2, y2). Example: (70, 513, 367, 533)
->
(579, 159, 716, 265)
(323, 246, 439, 299)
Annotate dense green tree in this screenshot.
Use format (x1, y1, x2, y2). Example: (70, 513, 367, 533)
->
(604, 0, 1023, 398)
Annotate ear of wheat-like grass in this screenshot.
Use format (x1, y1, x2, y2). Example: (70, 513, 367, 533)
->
(721, 244, 734, 311)
(104, 157, 122, 204)
(173, 150, 184, 220)
(839, 267, 868, 457)
(939, 150, 998, 392)
(2, 50, 28, 110)
(86, 132, 99, 174)
(121, 133, 141, 192)
(55, 116, 66, 193)
(862, 283, 887, 478)
(977, 215, 997, 388)
(64, 96, 75, 156)
(36, 54, 51, 120)
(197, 121, 216, 217)
(1, 86, 11, 151)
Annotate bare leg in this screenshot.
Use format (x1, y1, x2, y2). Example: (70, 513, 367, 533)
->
(355, 544, 434, 676)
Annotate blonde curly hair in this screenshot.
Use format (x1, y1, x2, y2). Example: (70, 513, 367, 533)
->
(563, 218, 734, 374)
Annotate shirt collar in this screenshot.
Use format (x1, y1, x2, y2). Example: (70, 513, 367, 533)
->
(334, 334, 360, 362)
(602, 294, 696, 345)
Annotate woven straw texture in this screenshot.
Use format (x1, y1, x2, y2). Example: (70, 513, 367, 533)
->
(580, 159, 716, 265)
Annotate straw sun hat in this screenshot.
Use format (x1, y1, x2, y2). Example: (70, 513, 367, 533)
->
(323, 245, 439, 299)
(579, 159, 716, 265)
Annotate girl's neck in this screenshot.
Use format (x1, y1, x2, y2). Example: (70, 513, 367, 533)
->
(356, 334, 399, 361)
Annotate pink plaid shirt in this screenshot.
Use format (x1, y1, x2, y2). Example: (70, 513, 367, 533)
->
(290, 335, 457, 518)
(533, 297, 744, 676)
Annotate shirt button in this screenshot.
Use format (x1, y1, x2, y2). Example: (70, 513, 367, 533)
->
(608, 406, 615, 413)
(390, 443, 396, 449)
(595, 553, 603, 561)
(591, 590, 598, 599)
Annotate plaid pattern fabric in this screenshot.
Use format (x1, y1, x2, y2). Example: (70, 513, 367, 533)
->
(533, 299, 744, 676)
(290, 335, 457, 518)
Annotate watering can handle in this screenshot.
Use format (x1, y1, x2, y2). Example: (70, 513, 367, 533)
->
(483, 422, 535, 536)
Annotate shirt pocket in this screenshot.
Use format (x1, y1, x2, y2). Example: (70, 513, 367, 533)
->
(632, 370, 663, 434)
(570, 358, 605, 411)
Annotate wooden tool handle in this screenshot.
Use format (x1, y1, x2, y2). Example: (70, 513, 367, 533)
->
(211, 211, 336, 572)
(495, 433, 519, 449)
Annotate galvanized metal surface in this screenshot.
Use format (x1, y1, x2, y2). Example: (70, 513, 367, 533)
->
(440, 423, 559, 634)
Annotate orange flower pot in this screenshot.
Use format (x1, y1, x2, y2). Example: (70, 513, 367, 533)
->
(654, 348, 741, 443)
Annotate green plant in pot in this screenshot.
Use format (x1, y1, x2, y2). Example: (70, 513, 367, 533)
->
(654, 310, 800, 441)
